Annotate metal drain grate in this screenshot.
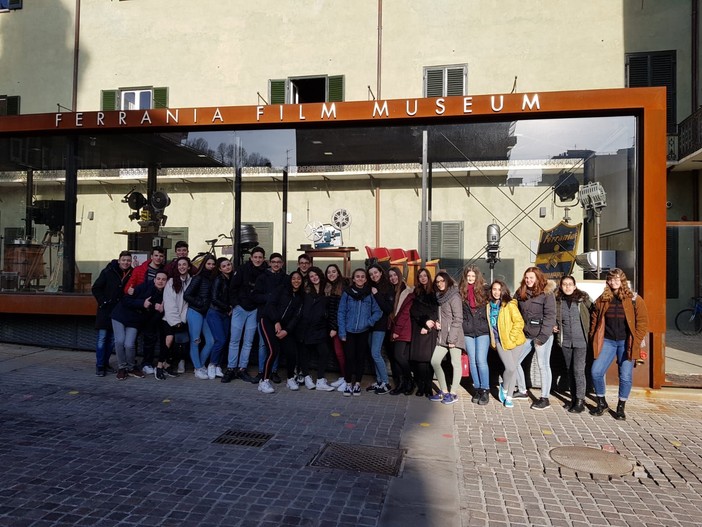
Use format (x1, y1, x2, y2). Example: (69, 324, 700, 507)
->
(549, 446, 634, 476)
(309, 442, 404, 476)
(212, 430, 273, 447)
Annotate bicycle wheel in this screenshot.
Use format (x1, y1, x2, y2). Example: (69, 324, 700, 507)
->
(675, 309, 702, 336)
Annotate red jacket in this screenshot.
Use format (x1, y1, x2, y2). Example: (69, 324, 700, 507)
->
(124, 259, 160, 293)
(390, 287, 414, 342)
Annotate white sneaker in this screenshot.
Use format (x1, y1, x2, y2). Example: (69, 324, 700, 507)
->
(304, 375, 316, 390)
(336, 381, 347, 392)
(194, 367, 209, 380)
(177, 360, 185, 374)
(215, 366, 224, 378)
(258, 379, 275, 394)
(286, 377, 300, 391)
(316, 378, 335, 392)
(207, 364, 216, 380)
(141, 365, 155, 375)
(330, 376, 345, 388)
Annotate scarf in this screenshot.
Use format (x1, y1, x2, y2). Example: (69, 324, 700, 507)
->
(436, 285, 459, 305)
(345, 284, 371, 300)
(466, 283, 476, 309)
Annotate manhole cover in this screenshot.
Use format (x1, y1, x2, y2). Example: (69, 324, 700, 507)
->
(212, 430, 273, 447)
(549, 446, 634, 476)
(309, 442, 404, 476)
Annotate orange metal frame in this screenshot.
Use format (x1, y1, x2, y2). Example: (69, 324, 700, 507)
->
(0, 87, 668, 387)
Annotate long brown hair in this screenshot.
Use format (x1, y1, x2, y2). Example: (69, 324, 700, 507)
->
(414, 268, 434, 296)
(388, 266, 408, 316)
(515, 266, 547, 300)
(324, 264, 345, 297)
(171, 256, 191, 294)
(458, 264, 488, 306)
(600, 267, 633, 301)
(490, 279, 512, 305)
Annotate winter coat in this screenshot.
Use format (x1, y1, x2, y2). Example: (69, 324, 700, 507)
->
(554, 289, 592, 347)
(163, 276, 191, 327)
(229, 260, 268, 311)
(326, 290, 342, 332)
(252, 269, 288, 313)
(298, 288, 330, 345)
(210, 273, 231, 312)
(371, 285, 395, 332)
(111, 281, 163, 329)
(262, 284, 303, 334)
(462, 300, 490, 338)
(337, 285, 382, 339)
(409, 289, 439, 362)
(436, 286, 465, 349)
(123, 259, 162, 293)
(92, 259, 133, 329)
(183, 272, 213, 315)
(517, 280, 557, 344)
(390, 286, 414, 342)
(487, 299, 527, 351)
(590, 293, 649, 361)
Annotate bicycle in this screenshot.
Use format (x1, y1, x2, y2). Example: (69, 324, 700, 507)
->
(674, 297, 702, 336)
(191, 232, 233, 270)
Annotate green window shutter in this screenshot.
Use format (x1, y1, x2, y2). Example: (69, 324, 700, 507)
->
(101, 90, 118, 111)
(425, 68, 444, 97)
(153, 87, 169, 108)
(446, 67, 465, 96)
(626, 51, 676, 133)
(270, 79, 286, 104)
(327, 75, 344, 102)
(6, 95, 20, 115)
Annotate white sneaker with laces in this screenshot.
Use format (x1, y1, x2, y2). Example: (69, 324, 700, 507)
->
(316, 378, 335, 392)
(286, 377, 300, 391)
(258, 379, 275, 394)
(194, 367, 209, 380)
(330, 376, 345, 388)
(215, 366, 224, 378)
(336, 380, 347, 392)
(304, 375, 316, 390)
(141, 365, 155, 375)
(177, 360, 185, 374)
(207, 364, 216, 380)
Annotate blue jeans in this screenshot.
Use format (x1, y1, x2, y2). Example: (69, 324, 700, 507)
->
(591, 338, 633, 401)
(464, 334, 490, 390)
(226, 305, 258, 369)
(187, 308, 214, 369)
(516, 335, 554, 397)
(206, 308, 230, 367)
(111, 320, 138, 370)
(95, 328, 114, 368)
(258, 324, 278, 373)
(369, 330, 389, 384)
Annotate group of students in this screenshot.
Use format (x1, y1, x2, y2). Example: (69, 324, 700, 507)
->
(92, 242, 649, 419)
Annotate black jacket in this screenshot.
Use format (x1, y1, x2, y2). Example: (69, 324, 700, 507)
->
(252, 269, 288, 313)
(298, 288, 329, 345)
(462, 301, 490, 337)
(371, 286, 395, 332)
(230, 260, 268, 311)
(111, 281, 163, 329)
(184, 272, 213, 315)
(261, 283, 303, 333)
(92, 259, 133, 329)
(210, 273, 231, 312)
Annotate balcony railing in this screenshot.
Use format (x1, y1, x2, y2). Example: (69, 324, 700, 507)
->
(679, 107, 702, 160)
(668, 134, 678, 162)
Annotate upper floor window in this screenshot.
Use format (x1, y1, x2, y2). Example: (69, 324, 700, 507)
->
(424, 65, 467, 97)
(269, 75, 344, 105)
(0, 0, 22, 12)
(101, 87, 169, 111)
(0, 95, 20, 115)
(626, 50, 676, 134)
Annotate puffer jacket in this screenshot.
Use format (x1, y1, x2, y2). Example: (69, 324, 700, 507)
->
(517, 280, 557, 344)
(183, 272, 213, 315)
(436, 286, 464, 349)
(337, 284, 382, 339)
(487, 299, 527, 350)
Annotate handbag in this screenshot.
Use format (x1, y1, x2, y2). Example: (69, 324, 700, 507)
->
(461, 351, 470, 377)
(173, 323, 190, 345)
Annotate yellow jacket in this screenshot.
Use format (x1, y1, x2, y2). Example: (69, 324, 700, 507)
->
(487, 299, 527, 350)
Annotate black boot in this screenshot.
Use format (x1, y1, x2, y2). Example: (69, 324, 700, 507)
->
(478, 389, 490, 405)
(403, 381, 415, 396)
(590, 396, 608, 416)
(569, 398, 585, 413)
(389, 381, 404, 396)
(471, 389, 480, 404)
(614, 400, 626, 420)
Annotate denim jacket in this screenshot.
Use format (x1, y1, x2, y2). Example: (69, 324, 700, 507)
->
(337, 286, 381, 339)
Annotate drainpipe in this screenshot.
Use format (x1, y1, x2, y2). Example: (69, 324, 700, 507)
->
(72, 0, 81, 111)
(377, 0, 382, 100)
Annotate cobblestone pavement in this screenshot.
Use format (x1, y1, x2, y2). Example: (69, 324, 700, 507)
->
(1, 343, 702, 527)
